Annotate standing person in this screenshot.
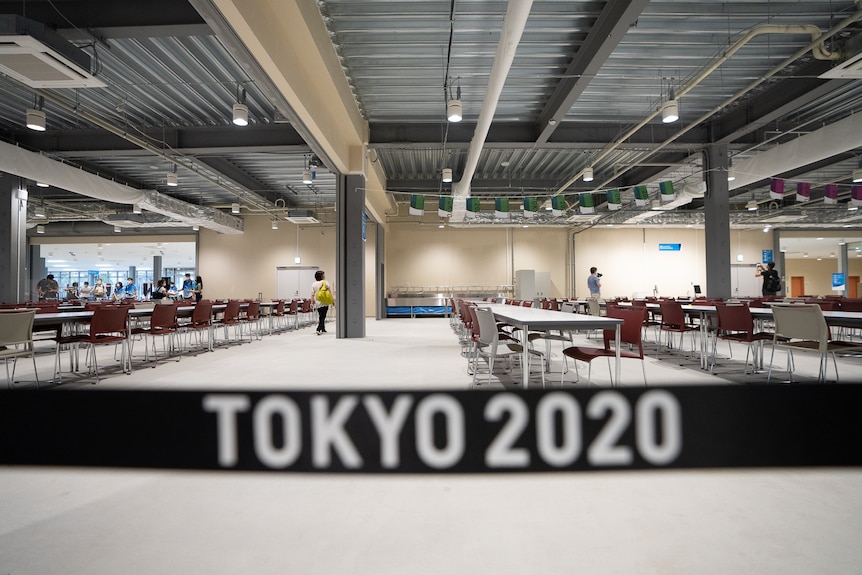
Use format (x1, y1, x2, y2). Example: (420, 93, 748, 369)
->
(93, 278, 106, 300)
(79, 281, 92, 301)
(181, 273, 195, 300)
(311, 270, 334, 335)
(193, 276, 204, 302)
(755, 262, 781, 297)
(587, 267, 602, 298)
(112, 282, 125, 302)
(35, 274, 59, 300)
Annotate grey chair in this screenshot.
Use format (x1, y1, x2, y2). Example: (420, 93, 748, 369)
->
(0, 310, 39, 388)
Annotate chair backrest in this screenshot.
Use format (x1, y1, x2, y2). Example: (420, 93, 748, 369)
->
(223, 300, 241, 321)
(150, 302, 178, 330)
(659, 301, 686, 327)
(288, 299, 299, 314)
(90, 306, 130, 338)
(560, 302, 576, 314)
(0, 309, 36, 347)
(192, 300, 213, 326)
(771, 304, 829, 352)
(474, 307, 502, 348)
(840, 299, 862, 312)
(246, 301, 261, 319)
(602, 307, 644, 358)
(466, 304, 480, 339)
(715, 303, 753, 334)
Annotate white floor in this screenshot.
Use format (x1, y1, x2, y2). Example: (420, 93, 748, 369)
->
(3, 317, 862, 574)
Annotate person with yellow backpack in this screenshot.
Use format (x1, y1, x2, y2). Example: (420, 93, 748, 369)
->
(311, 270, 335, 335)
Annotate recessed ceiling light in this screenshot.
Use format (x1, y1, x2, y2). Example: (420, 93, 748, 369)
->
(816, 237, 824, 240)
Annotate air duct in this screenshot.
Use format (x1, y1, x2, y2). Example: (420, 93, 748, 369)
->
(729, 113, 862, 190)
(450, 0, 534, 221)
(0, 140, 243, 234)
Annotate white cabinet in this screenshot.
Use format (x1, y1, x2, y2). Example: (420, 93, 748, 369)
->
(515, 269, 551, 300)
(276, 266, 319, 300)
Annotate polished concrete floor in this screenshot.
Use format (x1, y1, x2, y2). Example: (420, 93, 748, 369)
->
(2, 316, 861, 574)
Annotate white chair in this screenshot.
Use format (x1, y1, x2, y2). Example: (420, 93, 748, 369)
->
(0, 310, 39, 388)
(472, 307, 544, 387)
(767, 304, 856, 383)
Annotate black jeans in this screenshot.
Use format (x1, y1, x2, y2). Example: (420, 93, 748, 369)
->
(317, 305, 328, 332)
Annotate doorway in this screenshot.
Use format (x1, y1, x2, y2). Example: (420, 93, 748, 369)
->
(849, 276, 860, 299)
(790, 276, 805, 297)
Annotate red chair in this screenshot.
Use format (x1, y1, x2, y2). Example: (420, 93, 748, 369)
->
(562, 307, 646, 386)
(658, 301, 698, 363)
(216, 300, 243, 344)
(709, 303, 774, 377)
(242, 301, 262, 341)
(186, 299, 214, 353)
(134, 303, 180, 364)
(54, 306, 131, 383)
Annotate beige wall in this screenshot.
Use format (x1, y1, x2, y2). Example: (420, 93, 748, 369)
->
(385, 224, 570, 297)
(199, 215, 380, 315)
(199, 216, 337, 301)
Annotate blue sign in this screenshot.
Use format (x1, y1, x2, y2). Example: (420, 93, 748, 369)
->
(762, 249, 773, 264)
(832, 273, 845, 289)
(658, 243, 681, 251)
(361, 211, 367, 242)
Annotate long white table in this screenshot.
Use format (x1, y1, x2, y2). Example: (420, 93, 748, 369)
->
(477, 303, 624, 387)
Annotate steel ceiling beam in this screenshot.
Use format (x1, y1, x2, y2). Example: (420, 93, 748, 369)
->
(535, 0, 653, 144)
(369, 122, 708, 148)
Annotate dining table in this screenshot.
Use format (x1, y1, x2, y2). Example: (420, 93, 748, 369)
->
(476, 303, 624, 388)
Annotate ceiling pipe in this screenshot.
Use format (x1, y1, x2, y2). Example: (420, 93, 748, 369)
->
(554, 15, 859, 197)
(450, 0, 534, 221)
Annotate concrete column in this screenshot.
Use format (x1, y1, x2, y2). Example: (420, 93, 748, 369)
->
(703, 144, 732, 299)
(336, 173, 366, 338)
(153, 255, 163, 284)
(0, 173, 28, 303)
(375, 219, 385, 320)
(839, 242, 849, 297)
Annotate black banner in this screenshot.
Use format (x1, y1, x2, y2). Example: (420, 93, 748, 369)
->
(2, 385, 861, 473)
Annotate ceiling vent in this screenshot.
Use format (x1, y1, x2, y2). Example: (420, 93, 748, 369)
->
(0, 15, 106, 88)
(819, 32, 862, 79)
(286, 209, 320, 224)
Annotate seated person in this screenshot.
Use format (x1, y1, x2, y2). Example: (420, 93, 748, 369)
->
(123, 277, 138, 299)
(151, 279, 168, 300)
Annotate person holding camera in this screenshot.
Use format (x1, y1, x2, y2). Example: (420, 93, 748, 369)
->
(755, 262, 781, 297)
(588, 267, 602, 298)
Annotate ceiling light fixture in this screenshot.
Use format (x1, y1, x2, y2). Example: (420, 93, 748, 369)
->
(271, 219, 279, 230)
(26, 96, 46, 131)
(166, 165, 178, 186)
(583, 167, 594, 182)
(231, 202, 240, 214)
(727, 168, 736, 182)
(442, 168, 453, 183)
(192, 225, 199, 231)
(232, 102, 249, 127)
(114, 225, 121, 233)
(746, 200, 758, 211)
(132, 203, 142, 214)
(302, 169, 313, 184)
(34, 200, 46, 218)
(853, 164, 862, 183)
(660, 82, 679, 123)
(36, 224, 45, 234)
(36, 181, 49, 188)
(661, 97, 679, 123)
(447, 79, 462, 122)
